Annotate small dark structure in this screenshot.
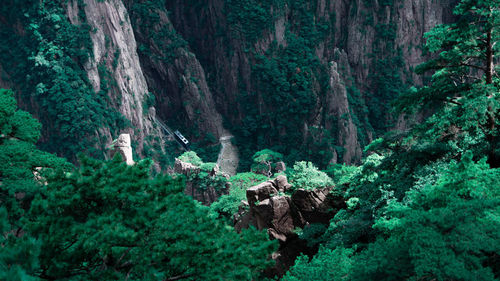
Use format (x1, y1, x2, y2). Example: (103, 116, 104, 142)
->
(174, 130, 190, 151)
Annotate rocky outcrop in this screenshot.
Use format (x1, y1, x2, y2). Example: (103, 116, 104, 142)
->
(246, 181, 278, 206)
(274, 175, 292, 192)
(236, 175, 345, 276)
(66, 0, 164, 156)
(253, 196, 297, 242)
(292, 187, 344, 224)
(109, 134, 135, 165)
(325, 51, 363, 164)
(174, 158, 228, 205)
(174, 158, 201, 175)
(242, 178, 343, 239)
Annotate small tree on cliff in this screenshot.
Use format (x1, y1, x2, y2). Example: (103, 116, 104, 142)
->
(395, 0, 500, 164)
(251, 149, 283, 177)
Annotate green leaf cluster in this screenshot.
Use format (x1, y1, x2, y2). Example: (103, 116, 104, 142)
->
(211, 172, 267, 223)
(287, 161, 334, 192)
(0, 1, 126, 159)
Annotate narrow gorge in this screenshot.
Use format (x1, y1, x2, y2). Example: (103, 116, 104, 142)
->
(1, 0, 454, 168)
(1, 0, 499, 280)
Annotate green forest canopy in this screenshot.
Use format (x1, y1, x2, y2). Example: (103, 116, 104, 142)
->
(1, 0, 499, 279)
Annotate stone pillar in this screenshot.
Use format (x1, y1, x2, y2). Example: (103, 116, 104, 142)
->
(112, 134, 135, 165)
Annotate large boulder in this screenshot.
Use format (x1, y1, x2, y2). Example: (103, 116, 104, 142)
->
(246, 181, 278, 206)
(291, 187, 346, 224)
(238, 174, 346, 277)
(253, 196, 294, 241)
(274, 175, 292, 192)
(174, 158, 200, 175)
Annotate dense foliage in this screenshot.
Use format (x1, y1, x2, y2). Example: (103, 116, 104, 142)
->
(1, 0, 499, 279)
(285, 0, 500, 280)
(287, 161, 333, 192)
(0, 0, 125, 159)
(0, 89, 69, 280)
(0, 91, 276, 280)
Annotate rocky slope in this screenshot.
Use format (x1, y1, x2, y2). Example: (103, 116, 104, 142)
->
(66, 0, 160, 155)
(235, 175, 345, 276)
(158, 0, 455, 167)
(0, 0, 455, 167)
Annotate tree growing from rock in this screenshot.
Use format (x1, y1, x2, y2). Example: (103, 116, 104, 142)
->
(251, 149, 284, 177)
(395, 0, 499, 165)
(287, 161, 333, 192)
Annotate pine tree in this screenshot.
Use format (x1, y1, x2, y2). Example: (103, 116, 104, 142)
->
(27, 156, 276, 280)
(395, 0, 500, 164)
(0, 88, 69, 280)
(352, 154, 500, 280)
(1, 88, 277, 280)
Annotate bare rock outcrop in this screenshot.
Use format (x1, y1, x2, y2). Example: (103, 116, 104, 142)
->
(292, 187, 345, 224)
(174, 158, 200, 175)
(110, 134, 135, 165)
(174, 158, 228, 205)
(326, 50, 363, 164)
(253, 196, 296, 242)
(242, 177, 342, 240)
(67, 0, 163, 156)
(246, 181, 278, 206)
(237, 175, 345, 276)
(274, 175, 292, 192)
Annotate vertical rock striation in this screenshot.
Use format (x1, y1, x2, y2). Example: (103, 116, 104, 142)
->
(165, 0, 455, 166)
(67, 0, 161, 155)
(0, 0, 456, 168)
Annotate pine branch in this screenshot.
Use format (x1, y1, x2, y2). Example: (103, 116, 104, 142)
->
(164, 274, 194, 281)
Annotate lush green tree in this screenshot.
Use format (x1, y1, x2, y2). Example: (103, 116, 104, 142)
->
(322, 0, 500, 252)
(0, 88, 69, 280)
(251, 149, 284, 177)
(283, 246, 354, 281)
(177, 150, 203, 166)
(351, 154, 500, 280)
(0, 88, 69, 228)
(26, 156, 276, 280)
(210, 172, 267, 222)
(296, 2, 500, 279)
(0, 207, 41, 281)
(287, 161, 333, 192)
(1, 89, 276, 280)
(395, 0, 500, 165)
(324, 163, 360, 187)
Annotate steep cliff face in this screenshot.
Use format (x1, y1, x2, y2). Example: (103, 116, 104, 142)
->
(66, 0, 159, 155)
(165, 0, 455, 167)
(123, 1, 233, 163)
(0, 0, 454, 168)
